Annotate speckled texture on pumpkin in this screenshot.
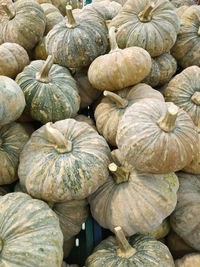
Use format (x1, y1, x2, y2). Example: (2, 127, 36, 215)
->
(175, 253, 200, 267)
(15, 59, 80, 124)
(33, 37, 48, 60)
(1, 0, 46, 51)
(170, 0, 195, 7)
(0, 192, 63, 267)
(170, 172, 200, 251)
(140, 219, 170, 240)
(171, 5, 200, 68)
(85, 234, 175, 267)
(0, 123, 29, 185)
(0, 76, 25, 126)
(18, 119, 111, 202)
(110, 0, 180, 57)
(116, 100, 198, 173)
(94, 84, 164, 146)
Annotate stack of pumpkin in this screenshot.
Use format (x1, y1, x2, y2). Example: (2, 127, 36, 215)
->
(0, 0, 200, 266)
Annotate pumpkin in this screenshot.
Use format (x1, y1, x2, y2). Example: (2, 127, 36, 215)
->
(1, 0, 46, 51)
(109, 0, 180, 57)
(33, 36, 48, 60)
(0, 0, 12, 20)
(171, 5, 200, 68)
(63, 237, 75, 259)
(41, 3, 63, 34)
(170, 172, 200, 251)
(176, 5, 189, 18)
(94, 84, 164, 146)
(88, 149, 179, 236)
(0, 192, 63, 267)
(164, 66, 200, 126)
(93, 0, 127, 6)
(170, 0, 195, 7)
(175, 253, 200, 267)
(46, 5, 108, 68)
(116, 100, 198, 173)
(143, 53, 177, 88)
(0, 42, 29, 79)
(88, 26, 151, 91)
(85, 226, 175, 267)
(18, 119, 111, 202)
(0, 75, 25, 126)
(16, 55, 80, 124)
(140, 219, 170, 240)
(63, 263, 78, 267)
(73, 68, 102, 109)
(74, 115, 96, 130)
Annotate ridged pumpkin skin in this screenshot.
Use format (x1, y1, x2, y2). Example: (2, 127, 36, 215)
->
(143, 53, 177, 88)
(18, 119, 111, 202)
(175, 253, 200, 267)
(85, 233, 175, 267)
(0, 192, 63, 267)
(0, 122, 29, 185)
(164, 66, 200, 126)
(1, 0, 46, 51)
(0, 76, 25, 126)
(16, 57, 80, 124)
(171, 5, 200, 68)
(170, 172, 200, 251)
(94, 84, 164, 146)
(46, 6, 108, 68)
(110, 0, 180, 57)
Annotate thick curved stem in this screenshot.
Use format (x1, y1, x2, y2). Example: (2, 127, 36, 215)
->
(157, 103, 178, 132)
(191, 91, 200, 105)
(36, 55, 53, 83)
(114, 226, 136, 258)
(66, 5, 79, 28)
(109, 163, 130, 184)
(104, 91, 128, 108)
(2, 3, 15, 19)
(0, 237, 3, 253)
(138, 4, 154, 22)
(109, 26, 120, 52)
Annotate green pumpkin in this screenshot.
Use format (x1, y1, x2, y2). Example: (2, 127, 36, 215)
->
(16, 56, 80, 124)
(85, 226, 175, 266)
(0, 192, 63, 267)
(33, 36, 48, 60)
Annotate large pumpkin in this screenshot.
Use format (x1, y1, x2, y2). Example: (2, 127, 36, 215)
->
(85, 226, 175, 267)
(110, 0, 180, 57)
(1, 0, 46, 51)
(46, 5, 108, 68)
(116, 100, 198, 173)
(16, 56, 80, 124)
(18, 119, 111, 202)
(170, 172, 200, 251)
(0, 75, 25, 126)
(175, 253, 200, 267)
(0, 192, 63, 267)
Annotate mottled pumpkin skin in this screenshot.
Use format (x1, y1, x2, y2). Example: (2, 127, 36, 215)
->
(171, 5, 200, 68)
(18, 119, 111, 202)
(16, 59, 80, 124)
(46, 15, 108, 68)
(1, 0, 46, 51)
(85, 234, 175, 267)
(33, 37, 48, 60)
(0, 192, 63, 267)
(176, 5, 189, 18)
(140, 219, 170, 240)
(110, 0, 180, 57)
(74, 115, 96, 130)
(0, 42, 29, 78)
(143, 53, 177, 88)
(0, 76, 25, 126)
(170, 0, 195, 7)
(170, 172, 200, 251)
(116, 100, 198, 174)
(164, 66, 200, 126)
(94, 84, 164, 146)
(175, 253, 200, 267)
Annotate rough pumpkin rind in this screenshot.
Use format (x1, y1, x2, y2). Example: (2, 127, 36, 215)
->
(175, 253, 200, 267)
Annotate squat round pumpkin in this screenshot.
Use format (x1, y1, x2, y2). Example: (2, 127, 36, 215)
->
(175, 253, 200, 267)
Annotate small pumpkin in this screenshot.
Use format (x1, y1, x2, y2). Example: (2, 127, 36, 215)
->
(94, 84, 164, 146)
(175, 253, 200, 267)
(33, 36, 48, 60)
(88, 26, 151, 91)
(140, 219, 171, 240)
(85, 226, 175, 267)
(0, 75, 25, 126)
(116, 100, 198, 173)
(46, 5, 108, 68)
(1, 0, 46, 51)
(16, 55, 80, 124)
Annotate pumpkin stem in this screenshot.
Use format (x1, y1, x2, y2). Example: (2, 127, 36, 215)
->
(2, 3, 15, 19)
(191, 91, 200, 105)
(104, 91, 129, 108)
(138, 3, 155, 22)
(109, 162, 130, 184)
(114, 226, 137, 258)
(36, 55, 54, 83)
(66, 5, 79, 28)
(45, 122, 73, 153)
(109, 26, 120, 52)
(0, 237, 3, 253)
(157, 103, 179, 132)
(198, 26, 200, 36)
